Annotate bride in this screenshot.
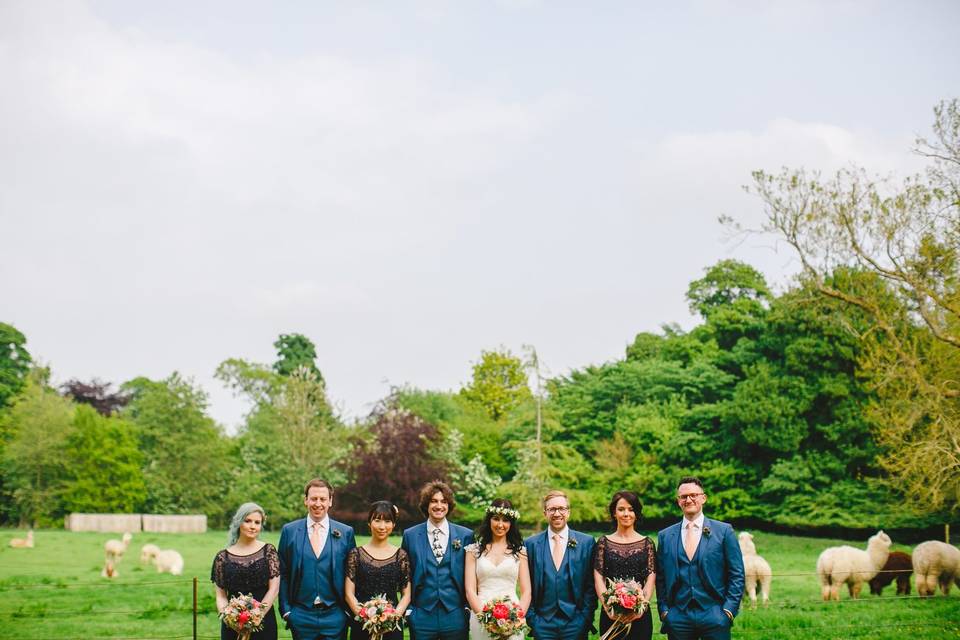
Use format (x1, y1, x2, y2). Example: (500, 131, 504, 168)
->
(465, 499, 532, 640)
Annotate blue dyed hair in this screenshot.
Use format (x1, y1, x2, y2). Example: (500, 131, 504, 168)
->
(228, 502, 266, 546)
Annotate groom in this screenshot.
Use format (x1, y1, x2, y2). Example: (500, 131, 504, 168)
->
(524, 490, 597, 640)
(401, 479, 473, 640)
(278, 478, 357, 640)
(656, 476, 744, 640)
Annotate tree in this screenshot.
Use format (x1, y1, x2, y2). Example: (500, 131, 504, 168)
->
(740, 99, 960, 512)
(687, 260, 771, 319)
(460, 348, 532, 421)
(0, 323, 31, 410)
(60, 379, 130, 416)
(273, 333, 323, 382)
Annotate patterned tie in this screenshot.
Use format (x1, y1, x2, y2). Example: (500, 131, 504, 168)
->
(684, 522, 698, 560)
(431, 527, 444, 563)
(310, 521, 322, 558)
(552, 533, 564, 570)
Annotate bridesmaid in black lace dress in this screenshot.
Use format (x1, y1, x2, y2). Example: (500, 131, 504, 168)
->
(211, 503, 280, 640)
(593, 491, 656, 640)
(344, 501, 412, 640)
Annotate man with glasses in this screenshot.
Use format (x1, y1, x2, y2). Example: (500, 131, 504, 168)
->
(655, 477, 744, 640)
(523, 490, 597, 640)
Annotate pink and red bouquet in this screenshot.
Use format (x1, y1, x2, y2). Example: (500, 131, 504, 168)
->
(355, 594, 403, 640)
(599, 578, 647, 640)
(476, 595, 526, 640)
(220, 594, 266, 640)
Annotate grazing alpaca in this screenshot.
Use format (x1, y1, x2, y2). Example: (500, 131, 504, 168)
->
(104, 532, 133, 562)
(912, 540, 960, 597)
(9, 530, 34, 548)
(738, 532, 772, 607)
(101, 558, 119, 579)
(816, 530, 891, 601)
(140, 543, 161, 564)
(154, 549, 184, 576)
(868, 551, 912, 596)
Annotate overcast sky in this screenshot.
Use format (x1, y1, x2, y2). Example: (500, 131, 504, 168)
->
(2, 0, 957, 430)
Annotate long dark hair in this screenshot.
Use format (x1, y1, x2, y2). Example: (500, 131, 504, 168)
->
(475, 498, 524, 556)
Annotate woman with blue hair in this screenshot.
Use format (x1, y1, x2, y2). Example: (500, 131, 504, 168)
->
(211, 503, 280, 640)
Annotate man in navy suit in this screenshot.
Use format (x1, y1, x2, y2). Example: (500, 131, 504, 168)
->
(655, 476, 744, 640)
(401, 479, 473, 640)
(523, 489, 597, 640)
(278, 478, 357, 640)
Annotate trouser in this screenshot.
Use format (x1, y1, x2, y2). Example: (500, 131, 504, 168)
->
(408, 605, 469, 640)
(288, 603, 349, 640)
(662, 602, 731, 640)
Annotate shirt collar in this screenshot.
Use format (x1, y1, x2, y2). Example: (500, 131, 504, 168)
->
(549, 526, 569, 542)
(308, 515, 330, 531)
(682, 513, 705, 530)
(429, 519, 449, 538)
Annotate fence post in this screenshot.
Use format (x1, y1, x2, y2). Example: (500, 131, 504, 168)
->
(193, 576, 198, 640)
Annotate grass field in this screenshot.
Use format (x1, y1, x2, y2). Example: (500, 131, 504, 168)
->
(2, 528, 959, 639)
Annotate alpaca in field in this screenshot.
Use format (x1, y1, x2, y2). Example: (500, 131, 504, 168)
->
(738, 531, 772, 607)
(101, 558, 119, 579)
(816, 530, 891, 600)
(140, 543, 161, 564)
(868, 550, 912, 596)
(104, 532, 132, 562)
(9, 530, 34, 548)
(912, 540, 960, 597)
(154, 549, 184, 576)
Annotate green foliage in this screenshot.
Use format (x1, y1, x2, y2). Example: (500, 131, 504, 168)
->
(0, 323, 31, 410)
(459, 348, 532, 421)
(61, 405, 145, 513)
(273, 333, 323, 382)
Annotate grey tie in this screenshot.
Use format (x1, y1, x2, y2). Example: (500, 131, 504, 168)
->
(431, 528, 444, 562)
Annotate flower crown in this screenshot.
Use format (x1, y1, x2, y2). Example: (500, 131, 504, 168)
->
(486, 505, 520, 520)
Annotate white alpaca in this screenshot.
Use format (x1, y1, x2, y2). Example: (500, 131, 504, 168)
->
(104, 532, 133, 562)
(154, 549, 184, 576)
(140, 543, 161, 564)
(738, 532, 772, 607)
(9, 530, 34, 548)
(816, 530, 891, 600)
(912, 540, 960, 597)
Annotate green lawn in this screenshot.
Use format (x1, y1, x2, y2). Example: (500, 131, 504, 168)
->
(2, 528, 958, 639)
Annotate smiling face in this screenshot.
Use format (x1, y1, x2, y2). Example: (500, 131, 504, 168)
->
(677, 482, 706, 519)
(543, 495, 570, 534)
(427, 491, 449, 526)
(490, 514, 511, 540)
(304, 485, 332, 522)
(240, 511, 263, 542)
(614, 498, 636, 530)
(368, 514, 395, 542)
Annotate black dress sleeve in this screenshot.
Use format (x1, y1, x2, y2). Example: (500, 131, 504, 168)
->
(346, 547, 359, 581)
(593, 536, 607, 577)
(397, 548, 411, 590)
(210, 550, 226, 588)
(645, 538, 656, 578)
(265, 543, 280, 579)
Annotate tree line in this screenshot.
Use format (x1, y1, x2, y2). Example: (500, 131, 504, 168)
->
(1, 99, 956, 532)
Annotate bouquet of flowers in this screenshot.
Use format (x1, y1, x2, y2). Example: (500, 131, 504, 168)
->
(220, 594, 265, 640)
(476, 595, 526, 640)
(599, 578, 647, 640)
(355, 594, 403, 640)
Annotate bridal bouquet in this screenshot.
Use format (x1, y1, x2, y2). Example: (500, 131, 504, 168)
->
(476, 595, 526, 640)
(355, 594, 403, 640)
(220, 594, 265, 640)
(599, 578, 647, 640)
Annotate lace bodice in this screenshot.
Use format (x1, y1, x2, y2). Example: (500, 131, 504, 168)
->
(469, 544, 522, 602)
(593, 536, 655, 583)
(346, 547, 411, 605)
(210, 543, 280, 597)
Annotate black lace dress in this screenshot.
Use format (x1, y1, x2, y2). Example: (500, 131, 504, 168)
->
(593, 536, 656, 640)
(211, 543, 280, 640)
(346, 547, 412, 640)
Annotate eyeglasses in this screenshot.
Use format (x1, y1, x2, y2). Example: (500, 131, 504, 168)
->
(677, 493, 704, 502)
(544, 507, 569, 514)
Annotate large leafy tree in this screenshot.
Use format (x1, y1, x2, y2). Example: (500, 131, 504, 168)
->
(460, 348, 532, 421)
(742, 99, 960, 512)
(60, 379, 130, 416)
(273, 333, 324, 382)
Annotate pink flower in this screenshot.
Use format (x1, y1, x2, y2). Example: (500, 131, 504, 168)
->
(358, 607, 368, 618)
(518, 608, 525, 618)
(619, 594, 637, 610)
(492, 603, 510, 620)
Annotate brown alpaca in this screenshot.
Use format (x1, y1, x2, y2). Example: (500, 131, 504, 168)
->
(869, 551, 912, 596)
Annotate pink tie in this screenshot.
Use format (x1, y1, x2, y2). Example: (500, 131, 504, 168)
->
(552, 534, 564, 570)
(311, 522, 322, 558)
(684, 522, 698, 560)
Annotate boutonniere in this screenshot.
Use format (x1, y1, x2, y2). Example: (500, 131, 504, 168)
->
(452, 539, 462, 551)
(332, 529, 342, 539)
(567, 539, 578, 549)
(702, 526, 711, 538)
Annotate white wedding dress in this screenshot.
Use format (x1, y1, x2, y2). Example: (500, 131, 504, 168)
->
(468, 546, 525, 640)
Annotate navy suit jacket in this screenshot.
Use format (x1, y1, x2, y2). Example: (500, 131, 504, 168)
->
(655, 518, 744, 620)
(401, 520, 473, 609)
(277, 517, 357, 618)
(523, 528, 597, 636)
